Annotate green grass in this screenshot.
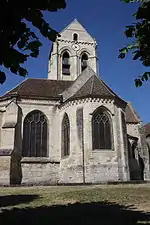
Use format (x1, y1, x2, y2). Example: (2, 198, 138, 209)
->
(0, 184, 150, 225)
(0, 184, 150, 210)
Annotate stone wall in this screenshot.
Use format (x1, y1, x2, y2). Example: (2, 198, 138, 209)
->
(127, 122, 150, 180)
(0, 156, 11, 185)
(126, 123, 140, 138)
(0, 100, 20, 185)
(0, 97, 132, 185)
(21, 160, 59, 185)
(59, 98, 129, 183)
(18, 100, 61, 184)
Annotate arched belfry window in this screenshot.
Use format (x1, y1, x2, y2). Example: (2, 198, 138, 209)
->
(73, 33, 78, 42)
(22, 110, 48, 157)
(92, 107, 112, 150)
(81, 53, 88, 72)
(62, 51, 70, 75)
(61, 113, 70, 157)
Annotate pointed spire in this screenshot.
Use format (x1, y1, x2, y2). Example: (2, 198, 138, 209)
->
(73, 18, 78, 23)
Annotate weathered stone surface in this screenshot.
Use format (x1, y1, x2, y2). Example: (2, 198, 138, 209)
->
(0, 156, 11, 185)
(21, 162, 59, 185)
(0, 19, 149, 185)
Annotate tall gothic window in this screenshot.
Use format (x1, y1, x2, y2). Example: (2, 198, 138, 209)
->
(62, 51, 70, 75)
(81, 53, 88, 72)
(92, 108, 112, 150)
(73, 33, 78, 42)
(61, 113, 70, 157)
(22, 110, 48, 157)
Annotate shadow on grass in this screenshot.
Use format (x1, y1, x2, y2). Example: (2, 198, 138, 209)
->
(0, 200, 150, 225)
(0, 195, 38, 207)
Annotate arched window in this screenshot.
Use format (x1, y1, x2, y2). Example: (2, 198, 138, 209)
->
(81, 53, 88, 72)
(92, 108, 112, 150)
(22, 110, 48, 157)
(73, 33, 78, 42)
(62, 51, 70, 75)
(61, 113, 70, 157)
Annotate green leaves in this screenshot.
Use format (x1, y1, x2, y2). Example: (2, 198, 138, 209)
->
(0, 1, 66, 84)
(119, 44, 136, 58)
(0, 71, 6, 84)
(119, 0, 150, 86)
(135, 72, 150, 86)
(125, 25, 135, 38)
(25, 40, 42, 58)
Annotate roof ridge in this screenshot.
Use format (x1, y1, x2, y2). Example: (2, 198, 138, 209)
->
(100, 78, 127, 103)
(90, 75, 95, 95)
(61, 66, 95, 101)
(70, 75, 94, 99)
(0, 78, 26, 97)
(100, 79, 115, 97)
(127, 102, 141, 122)
(67, 73, 126, 102)
(17, 79, 29, 95)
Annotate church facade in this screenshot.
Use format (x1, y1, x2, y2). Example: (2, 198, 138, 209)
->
(0, 19, 149, 185)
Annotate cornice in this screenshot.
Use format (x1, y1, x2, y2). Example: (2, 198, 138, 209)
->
(19, 98, 60, 106)
(57, 39, 95, 46)
(60, 97, 114, 110)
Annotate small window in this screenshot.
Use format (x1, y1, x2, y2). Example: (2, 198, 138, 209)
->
(73, 33, 78, 42)
(62, 51, 70, 75)
(81, 53, 88, 72)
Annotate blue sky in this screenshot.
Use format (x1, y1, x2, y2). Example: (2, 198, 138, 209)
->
(0, 0, 150, 124)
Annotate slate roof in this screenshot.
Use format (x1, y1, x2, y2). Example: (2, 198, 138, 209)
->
(125, 102, 141, 123)
(143, 123, 150, 137)
(67, 75, 124, 102)
(69, 75, 120, 100)
(0, 79, 73, 100)
(0, 68, 140, 125)
(61, 67, 126, 104)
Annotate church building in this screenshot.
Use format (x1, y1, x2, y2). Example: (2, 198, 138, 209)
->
(0, 19, 149, 185)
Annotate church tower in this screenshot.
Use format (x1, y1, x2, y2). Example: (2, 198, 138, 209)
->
(48, 19, 98, 81)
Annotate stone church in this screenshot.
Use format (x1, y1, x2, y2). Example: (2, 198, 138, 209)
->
(0, 19, 149, 185)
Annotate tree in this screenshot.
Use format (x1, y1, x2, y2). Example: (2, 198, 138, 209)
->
(119, 0, 150, 86)
(0, 1, 66, 84)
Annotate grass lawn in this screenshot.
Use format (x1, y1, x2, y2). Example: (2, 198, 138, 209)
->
(0, 184, 150, 225)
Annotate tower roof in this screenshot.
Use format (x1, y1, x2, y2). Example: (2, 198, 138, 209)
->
(59, 18, 95, 43)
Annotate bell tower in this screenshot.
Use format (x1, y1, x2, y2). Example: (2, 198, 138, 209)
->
(48, 19, 98, 81)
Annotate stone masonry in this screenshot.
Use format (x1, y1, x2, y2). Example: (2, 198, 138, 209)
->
(0, 19, 149, 185)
